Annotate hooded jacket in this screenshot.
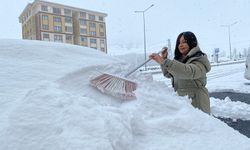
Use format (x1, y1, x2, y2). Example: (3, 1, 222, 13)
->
(160, 46, 211, 114)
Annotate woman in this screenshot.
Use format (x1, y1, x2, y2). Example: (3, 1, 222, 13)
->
(150, 31, 211, 114)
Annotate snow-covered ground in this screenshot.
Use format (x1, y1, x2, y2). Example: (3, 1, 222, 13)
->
(0, 39, 249, 150)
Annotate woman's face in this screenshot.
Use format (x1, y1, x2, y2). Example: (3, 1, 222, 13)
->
(178, 35, 190, 56)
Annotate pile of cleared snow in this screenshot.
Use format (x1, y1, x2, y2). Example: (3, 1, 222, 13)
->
(211, 97, 250, 120)
(0, 39, 249, 150)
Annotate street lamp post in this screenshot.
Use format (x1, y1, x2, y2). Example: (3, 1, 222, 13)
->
(135, 4, 154, 71)
(221, 21, 238, 60)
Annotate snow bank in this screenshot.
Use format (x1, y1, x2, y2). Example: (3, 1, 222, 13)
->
(0, 39, 249, 150)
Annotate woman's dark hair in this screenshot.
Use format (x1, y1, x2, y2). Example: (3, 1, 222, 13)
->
(174, 31, 198, 60)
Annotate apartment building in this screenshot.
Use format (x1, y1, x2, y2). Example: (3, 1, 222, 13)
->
(19, 0, 107, 53)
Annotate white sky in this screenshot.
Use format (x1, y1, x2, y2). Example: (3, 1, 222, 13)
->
(1, 0, 250, 55)
(0, 39, 250, 149)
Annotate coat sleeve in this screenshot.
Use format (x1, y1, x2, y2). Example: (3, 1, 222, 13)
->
(161, 58, 207, 79)
(160, 64, 173, 78)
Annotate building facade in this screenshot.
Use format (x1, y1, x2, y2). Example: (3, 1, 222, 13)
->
(19, 0, 107, 53)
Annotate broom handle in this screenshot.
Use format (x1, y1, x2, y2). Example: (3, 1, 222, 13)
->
(124, 50, 164, 77)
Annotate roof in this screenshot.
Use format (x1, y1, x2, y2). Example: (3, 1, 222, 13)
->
(19, 0, 107, 23)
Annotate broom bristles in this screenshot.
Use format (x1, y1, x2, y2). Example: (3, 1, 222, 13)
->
(90, 73, 137, 100)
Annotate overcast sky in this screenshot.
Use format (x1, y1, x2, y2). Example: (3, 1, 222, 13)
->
(1, 0, 250, 55)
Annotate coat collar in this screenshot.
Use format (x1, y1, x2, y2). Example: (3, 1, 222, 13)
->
(187, 46, 201, 57)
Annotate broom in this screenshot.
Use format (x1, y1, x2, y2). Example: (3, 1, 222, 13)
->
(90, 50, 164, 100)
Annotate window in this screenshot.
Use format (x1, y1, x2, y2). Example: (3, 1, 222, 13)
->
(42, 15, 48, 20)
(100, 32, 104, 36)
(99, 24, 104, 28)
(89, 22, 96, 28)
(42, 15, 49, 30)
(80, 36, 87, 42)
(66, 35, 72, 41)
(99, 16, 104, 21)
(43, 33, 50, 41)
(65, 17, 72, 23)
(89, 31, 96, 36)
(99, 24, 105, 36)
(65, 26, 73, 32)
(53, 17, 61, 22)
(80, 12, 86, 18)
(54, 34, 63, 42)
(90, 38, 97, 44)
(89, 14, 95, 21)
(53, 7, 61, 15)
(42, 25, 49, 30)
(41, 5, 48, 11)
(79, 19, 86, 25)
(64, 9, 72, 16)
(100, 39, 105, 44)
(53, 26, 62, 32)
(80, 28, 87, 34)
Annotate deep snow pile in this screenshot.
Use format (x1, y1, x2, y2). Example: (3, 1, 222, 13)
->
(0, 39, 249, 150)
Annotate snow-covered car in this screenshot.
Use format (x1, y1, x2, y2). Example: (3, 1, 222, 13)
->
(244, 55, 250, 80)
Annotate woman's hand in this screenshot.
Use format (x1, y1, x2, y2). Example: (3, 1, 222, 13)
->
(149, 47, 168, 64)
(149, 53, 164, 64)
(161, 47, 168, 59)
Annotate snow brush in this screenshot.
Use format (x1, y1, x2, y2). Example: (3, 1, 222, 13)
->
(90, 49, 164, 100)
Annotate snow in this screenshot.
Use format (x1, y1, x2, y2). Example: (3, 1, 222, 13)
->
(0, 39, 249, 150)
(207, 64, 250, 121)
(211, 97, 250, 120)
